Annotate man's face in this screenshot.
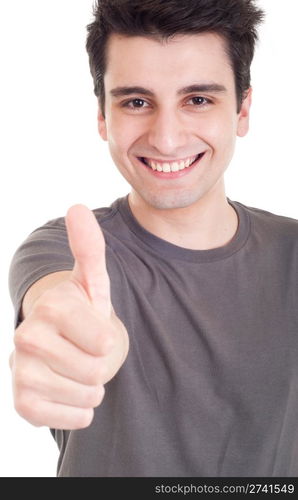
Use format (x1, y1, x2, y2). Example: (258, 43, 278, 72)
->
(98, 32, 251, 210)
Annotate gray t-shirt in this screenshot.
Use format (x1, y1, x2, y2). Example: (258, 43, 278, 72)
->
(9, 196, 298, 477)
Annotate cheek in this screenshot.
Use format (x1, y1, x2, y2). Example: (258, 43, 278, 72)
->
(201, 113, 238, 156)
(105, 117, 127, 153)
(108, 115, 147, 158)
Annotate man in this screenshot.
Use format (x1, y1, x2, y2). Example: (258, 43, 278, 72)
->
(8, 0, 298, 477)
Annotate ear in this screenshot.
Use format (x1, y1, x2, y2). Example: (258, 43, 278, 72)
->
(237, 87, 252, 138)
(97, 106, 108, 141)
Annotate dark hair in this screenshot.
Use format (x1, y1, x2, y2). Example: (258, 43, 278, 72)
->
(86, 0, 264, 115)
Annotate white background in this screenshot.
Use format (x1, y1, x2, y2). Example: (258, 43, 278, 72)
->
(0, 0, 297, 476)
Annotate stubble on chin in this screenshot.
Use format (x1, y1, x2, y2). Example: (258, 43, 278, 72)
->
(135, 187, 205, 211)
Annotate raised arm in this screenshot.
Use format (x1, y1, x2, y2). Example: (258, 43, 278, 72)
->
(10, 205, 129, 430)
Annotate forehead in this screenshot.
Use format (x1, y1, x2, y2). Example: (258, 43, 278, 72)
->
(104, 32, 235, 91)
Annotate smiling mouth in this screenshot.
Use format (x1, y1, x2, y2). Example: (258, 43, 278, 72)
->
(139, 153, 205, 173)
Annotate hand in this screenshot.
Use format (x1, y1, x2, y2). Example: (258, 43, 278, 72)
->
(10, 205, 129, 429)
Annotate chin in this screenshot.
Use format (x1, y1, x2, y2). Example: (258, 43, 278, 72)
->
(138, 189, 203, 210)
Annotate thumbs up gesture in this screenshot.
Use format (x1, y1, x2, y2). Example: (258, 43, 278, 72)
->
(10, 206, 129, 430)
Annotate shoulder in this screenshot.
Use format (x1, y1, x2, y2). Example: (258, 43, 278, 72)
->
(234, 200, 298, 242)
(32, 197, 123, 235)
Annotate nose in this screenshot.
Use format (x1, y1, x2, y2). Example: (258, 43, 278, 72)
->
(147, 107, 188, 156)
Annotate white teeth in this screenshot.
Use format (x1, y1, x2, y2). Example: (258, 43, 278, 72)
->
(143, 154, 200, 172)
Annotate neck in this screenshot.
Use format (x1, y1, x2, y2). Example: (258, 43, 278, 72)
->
(128, 183, 238, 251)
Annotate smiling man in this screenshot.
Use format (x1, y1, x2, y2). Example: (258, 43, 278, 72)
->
(8, 0, 298, 478)
(101, 32, 247, 249)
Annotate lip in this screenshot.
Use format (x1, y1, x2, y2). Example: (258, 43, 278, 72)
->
(137, 153, 205, 179)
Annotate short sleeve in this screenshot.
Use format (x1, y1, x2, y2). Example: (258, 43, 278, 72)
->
(8, 217, 74, 328)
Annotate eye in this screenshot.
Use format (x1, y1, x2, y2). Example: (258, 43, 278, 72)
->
(187, 96, 211, 107)
(122, 98, 149, 109)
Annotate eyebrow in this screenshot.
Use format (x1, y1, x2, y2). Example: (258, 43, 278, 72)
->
(110, 83, 227, 98)
(178, 84, 227, 95)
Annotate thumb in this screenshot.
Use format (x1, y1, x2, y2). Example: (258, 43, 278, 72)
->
(65, 204, 111, 315)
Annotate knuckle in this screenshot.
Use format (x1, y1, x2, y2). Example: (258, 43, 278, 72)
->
(14, 325, 41, 355)
(14, 391, 38, 422)
(96, 385, 105, 406)
(84, 359, 104, 385)
(25, 400, 49, 427)
(13, 365, 31, 390)
(96, 361, 110, 384)
(98, 362, 110, 385)
(83, 385, 105, 408)
(99, 333, 116, 356)
(14, 325, 29, 350)
(73, 408, 94, 429)
(33, 299, 60, 323)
